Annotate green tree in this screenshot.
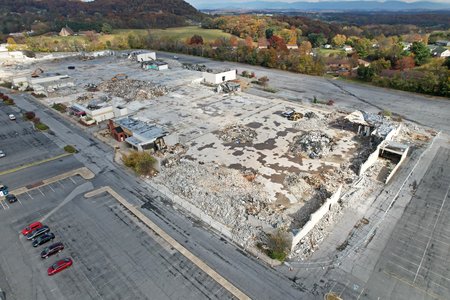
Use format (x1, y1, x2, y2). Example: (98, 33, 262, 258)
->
(371, 58, 391, 74)
(331, 34, 347, 47)
(357, 65, 375, 81)
(444, 57, 450, 70)
(354, 38, 372, 58)
(308, 33, 327, 48)
(410, 42, 431, 66)
(101, 23, 113, 34)
(265, 28, 274, 40)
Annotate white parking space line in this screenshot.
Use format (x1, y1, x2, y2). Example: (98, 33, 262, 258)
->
(48, 184, 56, 192)
(69, 177, 77, 184)
(17, 197, 23, 206)
(0, 200, 8, 210)
(26, 191, 33, 199)
(357, 288, 365, 300)
(38, 187, 45, 196)
(338, 281, 349, 297)
(57, 180, 64, 188)
(328, 281, 338, 294)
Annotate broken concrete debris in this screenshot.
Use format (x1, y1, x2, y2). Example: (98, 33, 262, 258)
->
(97, 78, 169, 101)
(217, 124, 257, 144)
(182, 63, 210, 72)
(289, 131, 334, 159)
(154, 160, 290, 247)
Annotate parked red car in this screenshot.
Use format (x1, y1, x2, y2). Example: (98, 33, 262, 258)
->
(47, 258, 73, 276)
(21, 222, 43, 235)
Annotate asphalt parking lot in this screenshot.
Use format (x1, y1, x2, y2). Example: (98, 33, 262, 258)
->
(0, 102, 64, 173)
(364, 146, 450, 299)
(0, 176, 234, 300)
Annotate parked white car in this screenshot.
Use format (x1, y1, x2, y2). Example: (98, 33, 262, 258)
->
(0, 150, 5, 158)
(9, 114, 16, 120)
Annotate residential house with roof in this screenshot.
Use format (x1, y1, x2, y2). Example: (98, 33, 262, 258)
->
(59, 26, 74, 37)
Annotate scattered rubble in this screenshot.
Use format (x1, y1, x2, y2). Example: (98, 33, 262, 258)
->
(154, 160, 292, 246)
(97, 79, 169, 101)
(217, 124, 257, 144)
(182, 63, 210, 72)
(289, 131, 334, 158)
(304, 111, 318, 119)
(216, 82, 241, 93)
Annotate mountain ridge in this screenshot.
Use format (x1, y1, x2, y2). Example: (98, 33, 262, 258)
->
(198, 1, 450, 11)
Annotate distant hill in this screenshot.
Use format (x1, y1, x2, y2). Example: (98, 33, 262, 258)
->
(0, 0, 203, 35)
(198, 1, 450, 11)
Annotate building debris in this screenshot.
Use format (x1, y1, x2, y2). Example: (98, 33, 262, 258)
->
(97, 79, 169, 101)
(289, 131, 334, 158)
(217, 124, 257, 144)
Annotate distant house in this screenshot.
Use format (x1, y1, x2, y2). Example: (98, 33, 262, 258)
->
(326, 59, 352, 76)
(431, 47, 450, 58)
(286, 44, 298, 50)
(343, 45, 353, 53)
(401, 42, 412, 51)
(258, 37, 269, 49)
(358, 59, 370, 67)
(435, 40, 450, 47)
(59, 26, 74, 37)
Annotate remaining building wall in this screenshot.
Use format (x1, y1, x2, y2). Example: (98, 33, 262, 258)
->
(113, 106, 128, 118)
(202, 70, 236, 84)
(86, 106, 114, 123)
(358, 124, 401, 176)
(291, 185, 342, 250)
(359, 144, 381, 176)
(385, 147, 409, 184)
(136, 52, 156, 62)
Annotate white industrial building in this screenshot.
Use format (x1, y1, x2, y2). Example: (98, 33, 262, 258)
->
(202, 69, 236, 84)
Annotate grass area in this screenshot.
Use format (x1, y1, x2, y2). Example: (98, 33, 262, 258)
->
(64, 145, 78, 153)
(35, 122, 49, 131)
(114, 26, 237, 42)
(23, 26, 239, 52)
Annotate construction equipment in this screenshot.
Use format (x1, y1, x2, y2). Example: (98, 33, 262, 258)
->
(287, 112, 303, 121)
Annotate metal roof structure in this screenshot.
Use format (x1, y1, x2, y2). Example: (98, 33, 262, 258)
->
(115, 117, 167, 145)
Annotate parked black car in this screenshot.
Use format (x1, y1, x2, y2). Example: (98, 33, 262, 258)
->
(26, 226, 49, 240)
(32, 233, 55, 247)
(41, 242, 64, 259)
(5, 194, 17, 203)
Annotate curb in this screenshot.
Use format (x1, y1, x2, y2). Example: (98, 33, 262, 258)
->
(10, 167, 95, 196)
(85, 186, 251, 300)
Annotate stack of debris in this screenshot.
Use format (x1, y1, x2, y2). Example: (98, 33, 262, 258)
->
(97, 79, 169, 101)
(153, 160, 288, 246)
(182, 64, 210, 72)
(289, 131, 334, 158)
(217, 124, 257, 144)
(216, 82, 241, 93)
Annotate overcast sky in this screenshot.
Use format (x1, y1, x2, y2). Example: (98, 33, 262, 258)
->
(186, 0, 449, 7)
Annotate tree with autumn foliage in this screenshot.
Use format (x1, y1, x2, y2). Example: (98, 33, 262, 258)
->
(395, 56, 415, 70)
(189, 34, 204, 45)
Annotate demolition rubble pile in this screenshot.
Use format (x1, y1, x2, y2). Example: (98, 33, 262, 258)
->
(97, 79, 169, 101)
(289, 131, 334, 158)
(293, 111, 331, 132)
(182, 64, 209, 72)
(217, 124, 257, 144)
(154, 160, 292, 247)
